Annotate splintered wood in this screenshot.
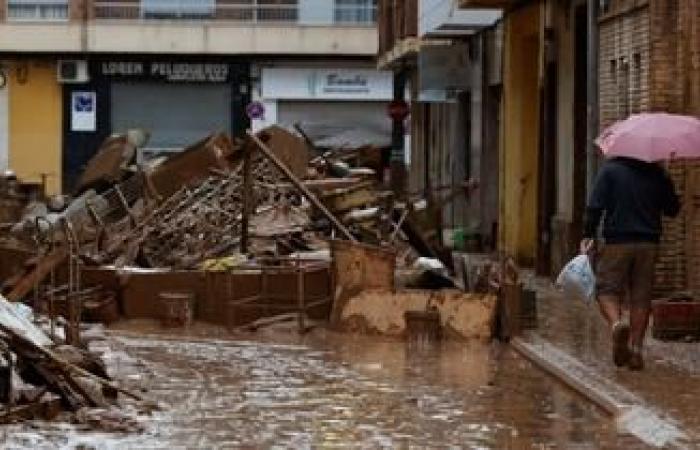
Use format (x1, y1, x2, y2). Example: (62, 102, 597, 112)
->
(108, 153, 293, 269)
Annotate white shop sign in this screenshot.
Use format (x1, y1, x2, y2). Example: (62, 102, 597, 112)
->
(262, 68, 393, 101)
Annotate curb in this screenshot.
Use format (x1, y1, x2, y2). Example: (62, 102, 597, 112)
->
(511, 334, 691, 449)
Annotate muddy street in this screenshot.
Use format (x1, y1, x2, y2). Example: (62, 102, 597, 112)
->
(2, 325, 646, 449)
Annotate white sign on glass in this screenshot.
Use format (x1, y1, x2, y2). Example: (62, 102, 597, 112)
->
(71, 91, 96, 132)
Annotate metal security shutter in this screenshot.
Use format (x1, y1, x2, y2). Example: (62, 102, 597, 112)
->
(277, 101, 389, 140)
(111, 82, 231, 151)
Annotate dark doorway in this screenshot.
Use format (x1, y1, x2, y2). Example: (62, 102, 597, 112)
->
(536, 27, 558, 276)
(456, 91, 471, 229)
(481, 85, 501, 251)
(572, 4, 589, 248)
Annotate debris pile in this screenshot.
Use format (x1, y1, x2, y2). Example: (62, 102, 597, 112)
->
(0, 123, 501, 339)
(0, 122, 531, 438)
(0, 294, 149, 426)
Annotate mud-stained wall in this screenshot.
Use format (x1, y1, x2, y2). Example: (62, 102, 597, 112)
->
(500, 2, 542, 265)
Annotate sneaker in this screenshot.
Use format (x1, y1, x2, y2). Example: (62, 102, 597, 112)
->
(628, 349, 644, 371)
(612, 322, 631, 367)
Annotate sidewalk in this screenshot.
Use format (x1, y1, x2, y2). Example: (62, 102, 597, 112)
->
(525, 276, 700, 444)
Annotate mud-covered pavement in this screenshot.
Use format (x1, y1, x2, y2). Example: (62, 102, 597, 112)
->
(2, 323, 648, 449)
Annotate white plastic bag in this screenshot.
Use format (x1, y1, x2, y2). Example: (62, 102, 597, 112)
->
(556, 254, 596, 303)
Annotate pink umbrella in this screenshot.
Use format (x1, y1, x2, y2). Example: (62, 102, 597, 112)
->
(596, 113, 700, 162)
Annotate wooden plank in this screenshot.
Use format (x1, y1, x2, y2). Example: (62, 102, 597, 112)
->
(322, 187, 380, 213)
(0, 398, 62, 424)
(241, 142, 253, 253)
(5, 248, 68, 302)
(274, 178, 363, 191)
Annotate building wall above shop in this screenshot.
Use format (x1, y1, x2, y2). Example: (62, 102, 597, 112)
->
(0, 23, 378, 55)
(0, 0, 377, 55)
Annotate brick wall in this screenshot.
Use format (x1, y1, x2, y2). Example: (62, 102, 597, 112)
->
(598, 0, 699, 133)
(649, 0, 700, 115)
(70, 0, 86, 21)
(648, 0, 700, 296)
(377, 0, 394, 55)
(377, 0, 418, 56)
(599, 0, 700, 296)
(598, 0, 651, 128)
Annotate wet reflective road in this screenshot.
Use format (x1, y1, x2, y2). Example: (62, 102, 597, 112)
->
(535, 278, 700, 443)
(3, 326, 649, 449)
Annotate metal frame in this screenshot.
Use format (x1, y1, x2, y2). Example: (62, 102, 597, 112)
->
(224, 257, 333, 333)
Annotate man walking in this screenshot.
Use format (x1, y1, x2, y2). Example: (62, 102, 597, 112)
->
(581, 156, 680, 370)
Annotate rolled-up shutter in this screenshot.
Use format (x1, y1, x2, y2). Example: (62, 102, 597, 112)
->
(111, 82, 231, 152)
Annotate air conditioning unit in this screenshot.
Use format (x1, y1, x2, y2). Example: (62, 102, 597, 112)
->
(57, 60, 89, 84)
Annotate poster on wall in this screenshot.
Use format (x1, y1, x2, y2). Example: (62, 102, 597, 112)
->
(71, 91, 97, 132)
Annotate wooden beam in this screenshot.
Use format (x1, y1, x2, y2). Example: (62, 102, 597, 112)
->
(247, 132, 357, 242)
(240, 142, 253, 253)
(5, 248, 67, 302)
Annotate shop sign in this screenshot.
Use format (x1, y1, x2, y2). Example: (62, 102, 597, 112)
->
(100, 61, 230, 83)
(71, 91, 96, 132)
(320, 73, 370, 95)
(262, 68, 393, 101)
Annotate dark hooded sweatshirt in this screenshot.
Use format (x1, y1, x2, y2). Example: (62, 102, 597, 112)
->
(583, 157, 680, 244)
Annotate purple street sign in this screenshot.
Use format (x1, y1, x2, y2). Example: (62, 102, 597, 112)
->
(246, 101, 265, 120)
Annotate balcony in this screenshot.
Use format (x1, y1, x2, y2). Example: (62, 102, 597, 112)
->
(419, 0, 500, 38)
(0, 0, 378, 55)
(457, 0, 514, 8)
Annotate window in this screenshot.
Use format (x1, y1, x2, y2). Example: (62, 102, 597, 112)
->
(632, 52, 642, 113)
(256, 0, 297, 22)
(619, 57, 630, 117)
(609, 59, 618, 116)
(334, 0, 377, 24)
(7, 0, 68, 21)
(142, 0, 216, 19)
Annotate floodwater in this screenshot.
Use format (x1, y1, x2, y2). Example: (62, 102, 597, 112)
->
(2, 322, 649, 449)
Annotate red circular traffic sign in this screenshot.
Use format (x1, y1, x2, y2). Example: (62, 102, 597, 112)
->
(387, 100, 410, 121)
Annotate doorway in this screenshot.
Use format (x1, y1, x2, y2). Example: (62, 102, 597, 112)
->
(572, 4, 589, 248)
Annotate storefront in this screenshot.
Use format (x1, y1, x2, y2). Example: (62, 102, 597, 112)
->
(254, 66, 393, 140)
(62, 58, 249, 192)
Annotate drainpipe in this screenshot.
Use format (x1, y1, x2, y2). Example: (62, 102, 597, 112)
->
(585, 0, 600, 195)
(391, 70, 407, 197)
(80, 0, 89, 52)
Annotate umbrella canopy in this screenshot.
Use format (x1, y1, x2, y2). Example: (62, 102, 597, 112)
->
(596, 113, 700, 162)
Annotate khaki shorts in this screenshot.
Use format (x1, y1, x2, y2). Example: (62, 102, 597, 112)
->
(595, 243, 658, 308)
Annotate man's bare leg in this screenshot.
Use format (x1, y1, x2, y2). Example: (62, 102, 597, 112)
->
(597, 294, 622, 327)
(598, 294, 630, 366)
(629, 306, 650, 348)
(627, 306, 650, 370)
